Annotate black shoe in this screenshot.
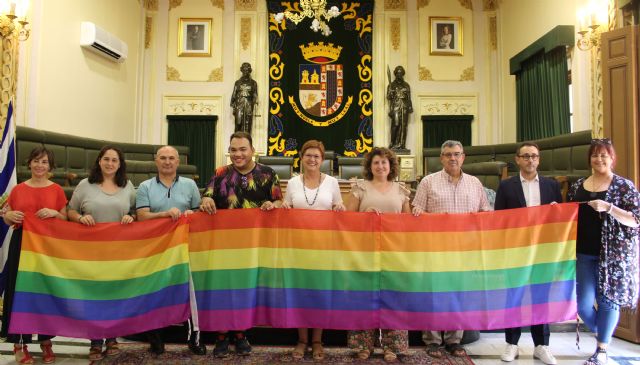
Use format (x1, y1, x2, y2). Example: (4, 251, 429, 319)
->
(188, 339, 206, 355)
(214, 337, 230, 358)
(148, 332, 165, 355)
(235, 337, 252, 356)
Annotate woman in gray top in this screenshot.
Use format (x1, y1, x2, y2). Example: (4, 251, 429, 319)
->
(67, 145, 135, 361)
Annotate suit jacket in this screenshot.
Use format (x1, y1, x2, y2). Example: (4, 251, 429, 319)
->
(494, 174, 562, 210)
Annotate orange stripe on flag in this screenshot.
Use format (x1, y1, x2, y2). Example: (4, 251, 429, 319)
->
(188, 209, 377, 233)
(22, 224, 189, 261)
(381, 204, 579, 232)
(23, 216, 188, 241)
(189, 228, 376, 252)
(380, 222, 577, 252)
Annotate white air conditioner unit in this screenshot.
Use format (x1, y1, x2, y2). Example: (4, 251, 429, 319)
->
(80, 21, 128, 63)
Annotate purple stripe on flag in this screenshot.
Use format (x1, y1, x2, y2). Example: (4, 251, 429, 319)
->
(198, 307, 379, 331)
(9, 304, 190, 339)
(379, 301, 578, 331)
(196, 301, 576, 331)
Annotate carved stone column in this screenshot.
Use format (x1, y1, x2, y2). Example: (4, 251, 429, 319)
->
(0, 35, 18, 128)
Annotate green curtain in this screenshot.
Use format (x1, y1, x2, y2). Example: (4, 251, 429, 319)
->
(167, 115, 216, 188)
(516, 47, 570, 141)
(422, 115, 472, 148)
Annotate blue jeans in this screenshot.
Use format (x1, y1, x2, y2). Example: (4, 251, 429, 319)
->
(576, 254, 620, 344)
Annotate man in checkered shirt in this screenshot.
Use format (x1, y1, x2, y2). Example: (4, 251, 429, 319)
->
(411, 139, 491, 358)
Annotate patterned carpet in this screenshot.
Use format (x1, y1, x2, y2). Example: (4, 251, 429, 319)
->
(96, 343, 476, 364)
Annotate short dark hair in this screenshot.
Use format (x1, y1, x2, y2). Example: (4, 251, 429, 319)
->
(230, 131, 253, 148)
(26, 146, 55, 170)
(88, 145, 128, 187)
(363, 147, 398, 181)
(516, 142, 539, 155)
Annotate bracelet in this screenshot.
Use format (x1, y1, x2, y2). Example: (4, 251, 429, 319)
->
(607, 203, 614, 214)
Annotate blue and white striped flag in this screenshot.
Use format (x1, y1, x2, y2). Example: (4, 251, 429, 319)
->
(0, 101, 17, 295)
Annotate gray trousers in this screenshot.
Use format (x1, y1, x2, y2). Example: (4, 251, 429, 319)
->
(422, 330, 464, 345)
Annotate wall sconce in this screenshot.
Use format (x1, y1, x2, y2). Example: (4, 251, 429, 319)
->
(0, 0, 30, 41)
(576, 1, 607, 51)
(577, 24, 601, 51)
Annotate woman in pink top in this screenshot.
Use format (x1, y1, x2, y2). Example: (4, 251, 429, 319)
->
(345, 147, 410, 363)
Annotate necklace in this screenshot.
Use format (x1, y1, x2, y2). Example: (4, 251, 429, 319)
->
(590, 175, 611, 198)
(302, 174, 321, 206)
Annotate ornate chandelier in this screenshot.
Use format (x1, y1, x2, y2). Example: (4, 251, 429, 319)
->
(0, 0, 30, 41)
(274, 0, 340, 37)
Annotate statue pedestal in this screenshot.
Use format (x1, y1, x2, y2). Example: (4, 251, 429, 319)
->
(394, 150, 416, 182)
(392, 148, 411, 155)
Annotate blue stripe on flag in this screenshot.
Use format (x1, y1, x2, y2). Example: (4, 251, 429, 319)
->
(0, 138, 15, 193)
(0, 101, 17, 296)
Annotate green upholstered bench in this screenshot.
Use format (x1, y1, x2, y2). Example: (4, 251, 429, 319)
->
(461, 161, 508, 192)
(256, 156, 294, 180)
(15, 126, 197, 189)
(337, 156, 365, 180)
(422, 130, 592, 192)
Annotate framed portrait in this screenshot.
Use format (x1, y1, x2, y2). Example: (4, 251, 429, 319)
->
(178, 18, 212, 57)
(429, 17, 463, 56)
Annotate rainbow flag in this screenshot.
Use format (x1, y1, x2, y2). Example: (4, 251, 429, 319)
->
(9, 216, 191, 339)
(190, 203, 577, 331)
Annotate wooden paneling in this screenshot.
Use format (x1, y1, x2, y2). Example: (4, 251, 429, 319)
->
(602, 26, 639, 184)
(601, 25, 640, 343)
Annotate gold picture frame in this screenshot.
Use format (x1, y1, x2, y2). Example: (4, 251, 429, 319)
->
(429, 16, 463, 56)
(178, 18, 212, 57)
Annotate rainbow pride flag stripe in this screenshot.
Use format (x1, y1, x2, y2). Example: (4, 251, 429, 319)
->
(190, 203, 578, 331)
(9, 203, 577, 337)
(9, 216, 191, 339)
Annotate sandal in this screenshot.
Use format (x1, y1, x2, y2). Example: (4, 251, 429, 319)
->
(292, 341, 307, 360)
(425, 343, 444, 358)
(40, 340, 56, 364)
(89, 346, 104, 361)
(14, 344, 35, 364)
(312, 341, 325, 361)
(584, 347, 607, 365)
(383, 349, 398, 362)
(105, 340, 121, 356)
(357, 349, 371, 360)
(445, 343, 467, 358)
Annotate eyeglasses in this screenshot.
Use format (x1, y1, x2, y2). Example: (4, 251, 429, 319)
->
(591, 138, 612, 145)
(591, 153, 610, 159)
(517, 154, 539, 161)
(441, 152, 463, 158)
(303, 154, 322, 160)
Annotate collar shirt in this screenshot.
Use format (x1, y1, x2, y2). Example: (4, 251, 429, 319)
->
(520, 173, 541, 207)
(412, 169, 491, 213)
(136, 175, 201, 213)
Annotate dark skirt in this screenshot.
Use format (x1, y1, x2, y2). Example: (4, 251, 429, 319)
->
(1, 227, 53, 343)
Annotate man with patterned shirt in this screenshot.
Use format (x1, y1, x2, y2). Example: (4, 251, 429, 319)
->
(200, 131, 283, 357)
(411, 139, 490, 359)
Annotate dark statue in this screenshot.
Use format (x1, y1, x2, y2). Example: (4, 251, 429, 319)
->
(387, 65, 413, 150)
(231, 62, 258, 134)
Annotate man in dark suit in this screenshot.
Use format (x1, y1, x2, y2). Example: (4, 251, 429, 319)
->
(495, 142, 562, 365)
